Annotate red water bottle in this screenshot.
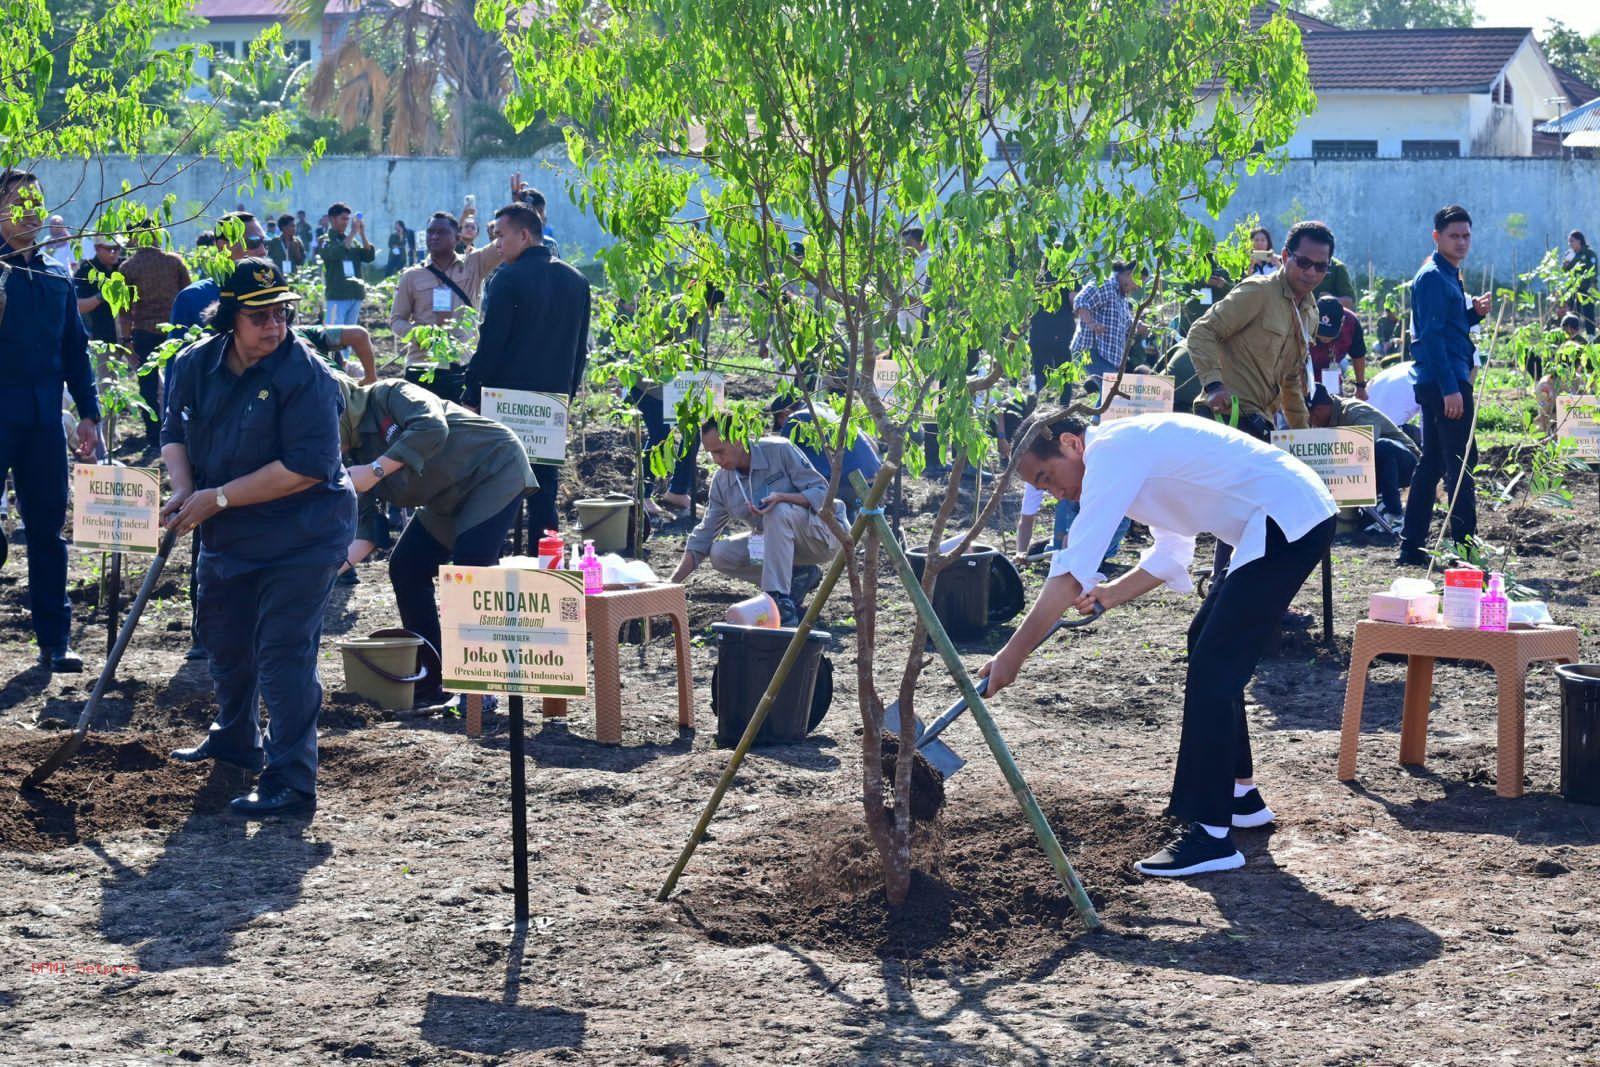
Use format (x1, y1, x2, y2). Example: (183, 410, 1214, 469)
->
(537, 529, 565, 570)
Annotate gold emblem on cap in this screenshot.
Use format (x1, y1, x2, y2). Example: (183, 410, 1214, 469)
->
(253, 267, 275, 287)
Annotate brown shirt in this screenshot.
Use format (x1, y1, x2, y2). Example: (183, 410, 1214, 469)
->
(117, 247, 192, 335)
(1185, 271, 1315, 428)
(389, 245, 505, 363)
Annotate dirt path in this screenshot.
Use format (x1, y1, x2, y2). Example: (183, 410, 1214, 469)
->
(2, 484, 1598, 1064)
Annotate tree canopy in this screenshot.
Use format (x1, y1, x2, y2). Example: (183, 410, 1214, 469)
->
(1316, 0, 1477, 30)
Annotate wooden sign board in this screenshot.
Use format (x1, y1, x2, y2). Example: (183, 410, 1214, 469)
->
(481, 387, 568, 464)
(1556, 394, 1600, 461)
(1273, 425, 1378, 507)
(1099, 374, 1175, 422)
(71, 464, 161, 554)
(438, 566, 588, 697)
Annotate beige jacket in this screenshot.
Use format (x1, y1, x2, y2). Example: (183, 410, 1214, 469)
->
(1186, 271, 1315, 428)
(389, 245, 505, 363)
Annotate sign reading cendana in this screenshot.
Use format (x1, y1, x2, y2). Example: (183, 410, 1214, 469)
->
(438, 566, 588, 696)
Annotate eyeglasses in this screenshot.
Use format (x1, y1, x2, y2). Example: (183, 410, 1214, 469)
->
(244, 233, 267, 248)
(1289, 254, 1332, 274)
(242, 307, 289, 326)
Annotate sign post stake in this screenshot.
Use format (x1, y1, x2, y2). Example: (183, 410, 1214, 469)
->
(1271, 426, 1377, 648)
(509, 693, 530, 922)
(1322, 548, 1335, 646)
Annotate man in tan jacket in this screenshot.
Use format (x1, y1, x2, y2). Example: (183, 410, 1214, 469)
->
(1187, 220, 1335, 439)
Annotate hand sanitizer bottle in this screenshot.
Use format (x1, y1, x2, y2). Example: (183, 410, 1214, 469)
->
(1479, 572, 1509, 632)
(580, 540, 604, 595)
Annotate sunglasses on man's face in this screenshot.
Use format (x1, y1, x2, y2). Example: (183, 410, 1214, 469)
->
(242, 307, 288, 327)
(244, 232, 267, 248)
(1288, 253, 1331, 274)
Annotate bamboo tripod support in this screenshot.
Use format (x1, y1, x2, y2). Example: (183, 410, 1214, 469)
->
(656, 463, 1101, 932)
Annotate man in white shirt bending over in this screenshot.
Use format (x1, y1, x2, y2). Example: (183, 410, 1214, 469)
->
(980, 411, 1337, 878)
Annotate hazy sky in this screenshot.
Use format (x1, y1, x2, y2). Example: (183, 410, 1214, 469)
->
(1476, 0, 1598, 36)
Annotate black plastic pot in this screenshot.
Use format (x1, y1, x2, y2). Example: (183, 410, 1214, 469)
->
(710, 624, 832, 747)
(907, 544, 999, 641)
(1558, 664, 1600, 806)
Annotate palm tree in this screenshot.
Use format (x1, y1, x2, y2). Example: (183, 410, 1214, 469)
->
(300, 0, 511, 156)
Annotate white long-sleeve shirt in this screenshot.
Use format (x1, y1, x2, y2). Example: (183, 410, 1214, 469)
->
(1365, 362, 1421, 427)
(1046, 413, 1336, 594)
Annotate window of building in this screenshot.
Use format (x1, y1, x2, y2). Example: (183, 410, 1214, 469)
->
(993, 134, 1022, 163)
(1401, 139, 1461, 159)
(214, 40, 237, 59)
(285, 39, 312, 64)
(1493, 77, 1513, 105)
(1311, 140, 1378, 160)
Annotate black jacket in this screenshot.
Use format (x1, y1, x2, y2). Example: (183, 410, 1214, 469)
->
(465, 245, 590, 406)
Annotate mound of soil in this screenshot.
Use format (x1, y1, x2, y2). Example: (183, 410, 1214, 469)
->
(674, 791, 1169, 967)
(0, 731, 431, 853)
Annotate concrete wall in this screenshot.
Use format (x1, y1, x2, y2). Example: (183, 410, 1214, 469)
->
(30, 153, 1600, 281)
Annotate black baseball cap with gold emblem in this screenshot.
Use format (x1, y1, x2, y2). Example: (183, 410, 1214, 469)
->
(220, 256, 300, 308)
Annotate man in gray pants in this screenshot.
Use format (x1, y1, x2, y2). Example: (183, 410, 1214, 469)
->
(671, 418, 844, 625)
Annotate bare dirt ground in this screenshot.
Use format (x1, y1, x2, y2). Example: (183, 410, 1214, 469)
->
(2, 457, 1599, 1065)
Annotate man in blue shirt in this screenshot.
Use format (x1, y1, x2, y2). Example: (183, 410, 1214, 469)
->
(0, 170, 102, 672)
(1398, 204, 1491, 567)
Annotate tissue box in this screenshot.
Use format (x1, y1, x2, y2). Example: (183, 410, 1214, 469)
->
(1369, 591, 1438, 625)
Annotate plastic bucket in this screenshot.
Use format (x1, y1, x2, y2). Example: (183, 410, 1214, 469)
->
(726, 592, 781, 629)
(711, 623, 832, 746)
(907, 543, 998, 641)
(1557, 664, 1600, 806)
(575, 496, 635, 554)
(338, 634, 426, 710)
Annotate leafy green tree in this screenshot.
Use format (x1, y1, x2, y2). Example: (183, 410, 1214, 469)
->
(490, 0, 1313, 904)
(1317, 0, 1476, 30)
(1541, 20, 1600, 90)
(2, 0, 317, 299)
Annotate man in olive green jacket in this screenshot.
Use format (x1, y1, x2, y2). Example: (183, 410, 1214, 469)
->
(1186, 221, 1336, 439)
(338, 377, 535, 702)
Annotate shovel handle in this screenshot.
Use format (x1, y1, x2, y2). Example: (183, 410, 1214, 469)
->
(70, 527, 180, 735)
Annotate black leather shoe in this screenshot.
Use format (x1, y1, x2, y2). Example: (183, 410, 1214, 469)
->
(39, 646, 84, 673)
(170, 738, 265, 774)
(230, 786, 316, 817)
(1395, 548, 1431, 568)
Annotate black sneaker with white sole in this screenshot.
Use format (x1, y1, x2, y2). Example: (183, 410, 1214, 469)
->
(1135, 823, 1245, 878)
(1231, 787, 1276, 829)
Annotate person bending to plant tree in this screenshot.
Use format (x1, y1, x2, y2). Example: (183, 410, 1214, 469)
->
(670, 416, 845, 627)
(979, 410, 1335, 878)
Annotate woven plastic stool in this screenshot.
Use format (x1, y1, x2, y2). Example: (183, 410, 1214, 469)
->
(1337, 620, 1581, 797)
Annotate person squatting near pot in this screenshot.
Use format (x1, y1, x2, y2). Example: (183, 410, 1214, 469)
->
(335, 376, 536, 706)
(162, 259, 356, 817)
(670, 416, 845, 626)
(980, 411, 1336, 878)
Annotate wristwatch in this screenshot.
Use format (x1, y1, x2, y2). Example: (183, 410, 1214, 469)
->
(370, 460, 387, 480)
(215, 489, 229, 509)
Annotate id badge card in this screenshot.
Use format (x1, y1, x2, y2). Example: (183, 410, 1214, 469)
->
(281, 261, 292, 277)
(432, 287, 453, 313)
(342, 260, 357, 278)
(748, 533, 765, 564)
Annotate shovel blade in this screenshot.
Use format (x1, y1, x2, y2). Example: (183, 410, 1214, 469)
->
(882, 698, 967, 778)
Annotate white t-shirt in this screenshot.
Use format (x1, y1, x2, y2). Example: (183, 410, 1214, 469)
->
(1021, 482, 1046, 518)
(1045, 414, 1336, 594)
(1365, 362, 1420, 427)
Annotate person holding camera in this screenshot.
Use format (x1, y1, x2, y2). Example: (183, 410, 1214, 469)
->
(320, 202, 374, 327)
(161, 258, 355, 817)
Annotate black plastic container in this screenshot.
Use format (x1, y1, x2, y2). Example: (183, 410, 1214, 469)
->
(907, 544, 998, 641)
(1557, 664, 1600, 806)
(711, 624, 832, 747)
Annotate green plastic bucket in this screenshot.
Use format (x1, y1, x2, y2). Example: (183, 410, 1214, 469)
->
(576, 496, 635, 554)
(338, 634, 426, 710)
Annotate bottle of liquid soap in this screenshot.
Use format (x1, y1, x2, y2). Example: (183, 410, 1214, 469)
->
(1479, 571, 1509, 632)
(580, 539, 604, 595)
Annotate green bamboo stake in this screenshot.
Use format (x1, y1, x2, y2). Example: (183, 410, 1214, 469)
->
(854, 471, 1102, 930)
(656, 462, 897, 902)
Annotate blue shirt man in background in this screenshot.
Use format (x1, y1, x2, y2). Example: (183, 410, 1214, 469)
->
(0, 170, 102, 673)
(1398, 204, 1491, 567)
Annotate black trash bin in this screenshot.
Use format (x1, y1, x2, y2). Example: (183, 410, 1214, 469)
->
(1557, 664, 1600, 806)
(711, 624, 832, 747)
(908, 544, 998, 641)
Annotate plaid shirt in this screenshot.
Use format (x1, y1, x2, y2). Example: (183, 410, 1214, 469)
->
(1068, 277, 1131, 378)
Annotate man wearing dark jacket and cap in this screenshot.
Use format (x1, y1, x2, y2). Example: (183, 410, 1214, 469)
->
(465, 201, 590, 540)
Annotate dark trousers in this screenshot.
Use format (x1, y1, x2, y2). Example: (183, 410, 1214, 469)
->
(391, 495, 524, 661)
(131, 330, 165, 441)
(520, 465, 561, 545)
(404, 364, 467, 406)
(1400, 381, 1477, 555)
(1170, 516, 1336, 828)
(1375, 438, 1417, 514)
(635, 389, 698, 497)
(0, 420, 71, 648)
(197, 558, 340, 796)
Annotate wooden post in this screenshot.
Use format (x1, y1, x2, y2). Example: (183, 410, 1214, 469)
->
(862, 490, 1100, 931)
